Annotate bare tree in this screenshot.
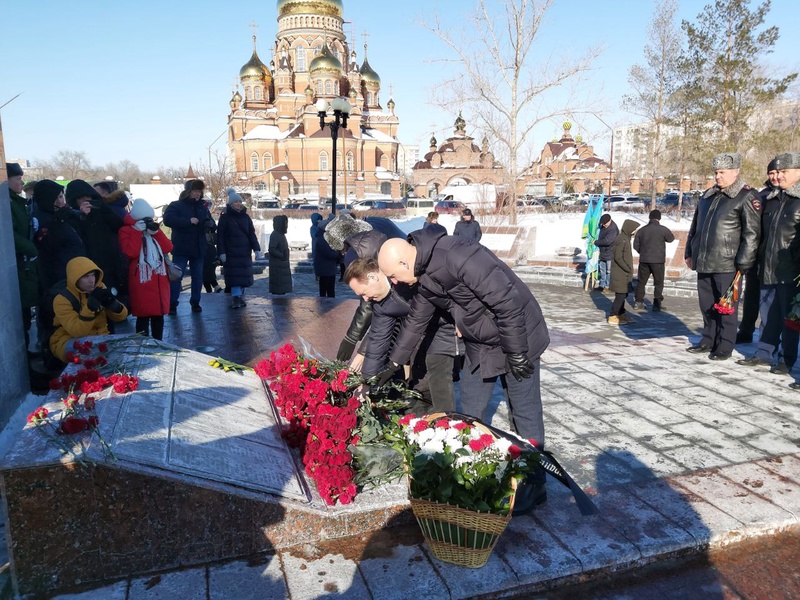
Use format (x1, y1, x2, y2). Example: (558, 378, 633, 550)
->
(622, 0, 681, 210)
(195, 151, 236, 210)
(35, 150, 95, 180)
(423, 0, 601, 224)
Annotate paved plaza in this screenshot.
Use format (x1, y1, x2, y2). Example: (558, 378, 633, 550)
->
(10, 269, 800, 598)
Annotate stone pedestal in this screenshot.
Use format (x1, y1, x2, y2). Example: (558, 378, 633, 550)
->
(0, 335, 409, 598)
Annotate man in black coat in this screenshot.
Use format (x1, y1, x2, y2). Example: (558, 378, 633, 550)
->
(163, 179, 213, 313)
(685, 153, 761, 360)
(593, 214, 618, 292)
(452, 208, 482, 242)
(378, 229, 549, 514)
(633, 209, 675, 311)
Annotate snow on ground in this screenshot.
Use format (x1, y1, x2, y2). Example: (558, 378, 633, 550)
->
(252, 209, 692, 261)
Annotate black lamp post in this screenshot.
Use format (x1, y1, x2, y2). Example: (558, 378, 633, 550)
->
(316, 97, 352, 216)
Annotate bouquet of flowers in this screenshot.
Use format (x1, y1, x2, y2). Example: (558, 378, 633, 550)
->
(255, 343, 412, 506)
(392, 414, 540, 515)
(714, 270, 742, 314)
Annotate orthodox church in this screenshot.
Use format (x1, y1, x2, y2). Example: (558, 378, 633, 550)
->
(227, 0, 401, 200)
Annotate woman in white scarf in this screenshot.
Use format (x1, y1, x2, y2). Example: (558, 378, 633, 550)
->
(118, 199, 174, 339)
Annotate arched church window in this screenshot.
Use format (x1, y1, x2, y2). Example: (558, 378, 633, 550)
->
(295, 47, 306, 72)
(336, 151, 342, 166)
(263, 152, 273, 169)
(250, 152, 259, 172)
(319, 151, 329, 171)
(254, 87, 261, 100)
(245, 87, 252, 100)
(325, 80, 332, 95)
(367, 92, 373, 105)
(317, 80, 323, 95)
(315, 45, 322, 55)
(346, 152, 354, 171)
(335, 81, 339, 95)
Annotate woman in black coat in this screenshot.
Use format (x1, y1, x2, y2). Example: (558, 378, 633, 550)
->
(608, 219, 640, 325)
(314, 219, 341, 297)
(217, 189, 261, 308)
(269, 214, 292, 295)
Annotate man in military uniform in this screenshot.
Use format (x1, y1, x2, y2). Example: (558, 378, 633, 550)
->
(685, 153, 761, 360)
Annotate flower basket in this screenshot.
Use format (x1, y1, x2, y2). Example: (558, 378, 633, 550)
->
(400, 414, 528, 568)
(409, 485, 515, 568)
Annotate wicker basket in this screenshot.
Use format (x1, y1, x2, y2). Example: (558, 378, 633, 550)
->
(406, 413, 516, 568)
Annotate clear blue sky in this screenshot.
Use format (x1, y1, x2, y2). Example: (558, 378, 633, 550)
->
(1, 0, 796, 173)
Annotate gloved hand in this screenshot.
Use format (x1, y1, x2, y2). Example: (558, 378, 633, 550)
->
(89, 286, 117, 308)
(372, 363, 401, 387)
(145, 218, 160, 232)
(219, 254, 226, 264)
(336, 339, 356, 362)
(506, 353, 534, 381)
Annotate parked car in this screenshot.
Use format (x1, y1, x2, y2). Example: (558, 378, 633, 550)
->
(256, 199, 281, 209)
(607, 195, 645, 209)
(283, 202, 302, 210)
(658, 192, 696, 207)
(406, 197, 436, 216)
(435, 200, 467, 214)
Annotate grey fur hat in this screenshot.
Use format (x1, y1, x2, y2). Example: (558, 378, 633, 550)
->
(775, 152, 800, 170)
(712, 153, 742, 170)
(323, 213, 373, 251)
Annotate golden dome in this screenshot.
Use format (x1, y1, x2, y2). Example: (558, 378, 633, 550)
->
(277, 0, 343, 18)
(240, 46, 270, 81)
(309, 43, 342, 75)
(359, 56, 380, 85)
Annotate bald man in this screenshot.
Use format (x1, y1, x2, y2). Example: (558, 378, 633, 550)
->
(378, 231, 550, 514)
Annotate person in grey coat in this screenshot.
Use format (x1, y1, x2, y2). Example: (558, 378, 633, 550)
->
(633, 209, 675, 311)
(453, 208, 482, 241)
(268, 215, 292, 295)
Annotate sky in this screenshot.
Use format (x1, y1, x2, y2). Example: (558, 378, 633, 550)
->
(1, 0, 797, 174)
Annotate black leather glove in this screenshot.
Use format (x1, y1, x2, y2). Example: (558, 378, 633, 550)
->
(373, 363, 401, 387)
(337, 339, 357, 362)
(145, 218, 160, 232)
(89, 286, 117, 308)
(506, 353, 534, 381)
(86, 294, 103, 313)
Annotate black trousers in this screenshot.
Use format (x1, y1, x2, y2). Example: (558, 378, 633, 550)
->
(610, 292, 627, 316)
(409, 353, 456, 415)
(738, 269, 760, 337)
(136, 316, 164, 340)
(318, 275, 336, 297)
(635, 262, 665, 303)
(697, 272, 738, 355)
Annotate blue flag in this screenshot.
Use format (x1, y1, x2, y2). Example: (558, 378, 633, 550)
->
(582, 196, 604, 274)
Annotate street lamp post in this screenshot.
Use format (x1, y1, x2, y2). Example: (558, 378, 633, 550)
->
(316, 97, 352, 216)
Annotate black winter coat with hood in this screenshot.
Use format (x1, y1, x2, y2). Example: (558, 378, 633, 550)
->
(685, 178, 761, 274)
(218, 205, 260, 288)
(33, 180, 85, 292)
(390, 228, 549, 378)
(610, 219, 640, 294)
(268, 215, 292, 294)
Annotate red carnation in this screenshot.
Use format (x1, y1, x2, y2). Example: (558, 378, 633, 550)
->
(60, 417, 88, 435)
(413, 420, 429, 433)
(453, 422, 470, 431)
(398, 414, 415, 426)
(98, 343, 108, 353)
(87, 415, 100, 428)
(508, 445, 522, 459)
(27, 407, 49, 423)
(434, 418, 451, 429)
(528, 438, 540, 449)
(84, 396, 96, 411)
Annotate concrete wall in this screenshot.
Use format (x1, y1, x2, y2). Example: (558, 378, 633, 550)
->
(0, 182, 29, 428)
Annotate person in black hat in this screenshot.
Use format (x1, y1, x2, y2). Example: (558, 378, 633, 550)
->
(5, 163, 40, 354)
(163, 179, 213, 313)
(453, 207, 482, 242)
(593, 213, 618, 293)
(633, 209, 675, 311)
(736, 158, 779, 344)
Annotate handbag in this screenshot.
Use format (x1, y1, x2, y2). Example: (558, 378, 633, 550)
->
(164, 257, 183, 282)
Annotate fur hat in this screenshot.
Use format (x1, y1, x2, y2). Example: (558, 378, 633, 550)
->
(129, 198, 155, 221)
(599, 213, 611, 225)
(768, 157, 779, 172)
(6, 162, 23, 178)
(775, 152, 800, 170)
(323, 213, 373, 251)
(65, 179, 101, 206)
(184, 179, 205, 192)
(649, 209, 661, 220)
(226, 187, 243, 205)
(712, 153, 742, 170)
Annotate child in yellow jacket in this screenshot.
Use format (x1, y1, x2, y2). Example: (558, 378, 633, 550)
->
(50, 256, 128, 363)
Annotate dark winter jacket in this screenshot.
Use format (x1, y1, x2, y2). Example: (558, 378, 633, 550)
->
(310, 213, 323, 259)
(390, 228, 549, 378)
(610, 219, 639, 294)
(634, 219, 675, 263)
(453, 218, 482, 242)
(218, 206, 261, 288)
(163, 195, 213, 259)
(268, 215, 292, 294)
(203, 217, 219, 283)
(685, 178, 762, 274)
(119, 214, 173, 317)
(313, 223, 341, 278)
(9, 186, 39, 309)
(362, 283, 462, 377)
(33, 180, 86, 292)
(70, 187, 125, 292)
(104, 189, 129, 220)
(594, 220, 619, 262)
(423, 221, 447, 236)
(760, 181, 800, 285)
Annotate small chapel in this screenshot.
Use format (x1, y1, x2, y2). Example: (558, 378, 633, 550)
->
(227, 0, 401, 201)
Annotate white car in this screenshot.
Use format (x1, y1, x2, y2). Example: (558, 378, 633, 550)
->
(607, 195, 645, 209)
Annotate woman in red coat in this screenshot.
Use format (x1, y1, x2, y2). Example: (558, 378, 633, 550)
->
(118, 199, 173, 339)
